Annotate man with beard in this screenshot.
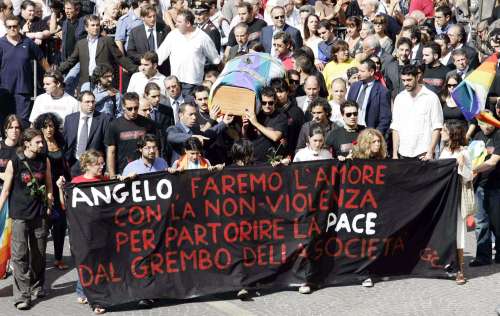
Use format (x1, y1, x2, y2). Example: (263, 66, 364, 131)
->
(422, 41, 449, 94)
(0, 129, 53, 310)
(296, 97, 335, 150)
(122, 134, 169, 176)
(81, 64, 122, 117)
(391, 64, 443, 160)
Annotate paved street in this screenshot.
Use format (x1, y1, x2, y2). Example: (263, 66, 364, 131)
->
(0, 231, 499, 316)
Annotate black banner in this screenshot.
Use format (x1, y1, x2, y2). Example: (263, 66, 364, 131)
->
(66, 159, 459, 307)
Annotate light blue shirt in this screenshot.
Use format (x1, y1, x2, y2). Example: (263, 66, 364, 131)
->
(115, 10, 143, 50)
(357, 80, 375, 127)
(81, 82, 122, 117)
(122, 157, 169, 176)
(88, 36, 98, 77)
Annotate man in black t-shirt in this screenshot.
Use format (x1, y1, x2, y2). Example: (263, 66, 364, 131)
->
(225, 2, 266, 49)
(105, 92, 159, 178)
(243, 87, 288, 162)
(422, 42, 449, 94)
(469, 117, 500, 267)
(326, 100, 364, 159)
(0, 129, 53, 310)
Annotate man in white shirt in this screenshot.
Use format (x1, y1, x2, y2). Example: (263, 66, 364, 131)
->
(127, 51, 167, 102)
(391, 64, 443, 160)
(30, 70, 79, 123)
(157, 9, 221, 96)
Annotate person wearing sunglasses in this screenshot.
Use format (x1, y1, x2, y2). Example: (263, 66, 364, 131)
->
(326, 100, 364, 160)
(0, 15, 49, 121)
(260, 6, 302, 55)
(104, 92, 160, 179)
(439, 72, 476, 141)
(242, 87, 288, 162)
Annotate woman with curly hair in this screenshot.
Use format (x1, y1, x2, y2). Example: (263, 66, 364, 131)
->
(349, 128, 387, 288)
(351, 128, 387, 159)
(56, 149, 107, 314)
(34, 113, 70, 271)
(438, 119, 472, 285)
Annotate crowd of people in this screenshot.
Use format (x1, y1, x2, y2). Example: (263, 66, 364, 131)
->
(0, 0, 499, 313)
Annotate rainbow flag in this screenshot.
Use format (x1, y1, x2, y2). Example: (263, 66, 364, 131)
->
(451, 54, 500, 127)
(0, 202, 11, 279)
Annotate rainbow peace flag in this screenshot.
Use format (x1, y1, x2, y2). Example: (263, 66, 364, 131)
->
(451, 54, 500, 127)
(0, 202, 11, 279)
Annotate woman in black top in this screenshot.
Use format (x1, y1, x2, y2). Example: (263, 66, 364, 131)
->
(0, 115, 23, 179)
(440, 72, 477, 140)
(34, 113, 70, 270)
(0, 128, 53, 310)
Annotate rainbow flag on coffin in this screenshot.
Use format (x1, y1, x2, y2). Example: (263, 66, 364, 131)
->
(0, 202, 11, 279)
(451, 54, 500, 127)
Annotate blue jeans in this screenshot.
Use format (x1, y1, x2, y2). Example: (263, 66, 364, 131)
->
(64, 63, 80, 95)
(474, 186, 500, 262)
(76, 278, 85, 298)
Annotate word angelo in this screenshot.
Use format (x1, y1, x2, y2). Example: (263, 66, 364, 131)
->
(71, 179, 173, 208)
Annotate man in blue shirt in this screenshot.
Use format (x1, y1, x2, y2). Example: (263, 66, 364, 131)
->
(317, 19, 336, 66)
(81, 64, 122, 117)
(122, 133, 168, 176)
(0, 15, 48, 121)
(115, 0, 150, 54)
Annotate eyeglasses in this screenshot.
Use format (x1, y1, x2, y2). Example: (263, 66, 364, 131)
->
(262, 101, 275, 105)
(344, 112, 358, 117)
(125, 106, 139, 112)
(273, 15, 285, 19)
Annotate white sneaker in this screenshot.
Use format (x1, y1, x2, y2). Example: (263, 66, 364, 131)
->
(298, 285, 311, 294)
(237, 289, 249, 300)
(361, 278, 373, 287)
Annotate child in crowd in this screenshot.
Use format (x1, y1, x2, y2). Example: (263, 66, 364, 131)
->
(170, 138, 224, 172)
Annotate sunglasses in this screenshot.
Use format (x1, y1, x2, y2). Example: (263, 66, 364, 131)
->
(6, 24, 18, 29)
(290, 79, 300, 84)
(273, 15, 285, 19)
(447, 84, 457, 88)
(345, 112, 358, 117)
(262, 101, 275, 105)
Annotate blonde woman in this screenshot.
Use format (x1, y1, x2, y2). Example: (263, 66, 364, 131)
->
(351, 128, 388, 159)
(350, 128, 387, 288)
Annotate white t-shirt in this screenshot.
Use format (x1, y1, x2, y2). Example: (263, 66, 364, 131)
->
(29, 92, 79, 123)
(390, 85, 444, 157)
(293, 147, 333, 162)
(157, 28, 221, 85)
(127, 71, 167, 101)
